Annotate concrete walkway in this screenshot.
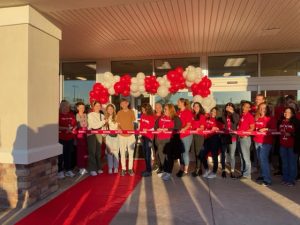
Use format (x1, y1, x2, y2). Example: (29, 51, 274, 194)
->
(111, 169, 300, 225)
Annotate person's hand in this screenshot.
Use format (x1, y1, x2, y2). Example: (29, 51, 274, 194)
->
(211, 127, 219, 131)
(259, 128, 268, 132)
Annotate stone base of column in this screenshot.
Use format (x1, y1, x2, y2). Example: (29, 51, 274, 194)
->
(0, 156, 58, 209)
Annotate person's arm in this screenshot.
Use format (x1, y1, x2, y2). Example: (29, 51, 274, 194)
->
(232, 113, 240, 129)
(88, 113, 106, 129)
(173, 116, 182, 131)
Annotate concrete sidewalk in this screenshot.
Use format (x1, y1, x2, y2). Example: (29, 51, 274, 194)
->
(111, 169, 300, 225)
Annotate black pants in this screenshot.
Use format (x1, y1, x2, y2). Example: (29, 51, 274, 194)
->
(191, 134, 204, 169)
(142, 136, 153, 172)
(58, 139, 74, 172)
(200, 135, 220, 173)
(164, 153, 174, 174)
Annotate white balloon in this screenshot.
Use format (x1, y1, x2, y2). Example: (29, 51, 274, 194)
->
(158, 78, 165, 85)
(137, 78, 145, 85)
(157, 86, 169, 98)
(104, 72, 113, 81)
(183, 71, 187, 78)
(108, 87, 115, 95)
(186, 65, 195, 72)
(131, 77, 138, 84)
(185, 81, 193, 87)
(130, 84, 139, 92)
(137, 72, 145, 80)
(139, 86, 145, 92)
(114, 75, 120, 82)
(195, 78, 201, 83)
(201, 95, 216, 113)
(186, 71, 197, 82)
(165, 80, 171, 88)
(193, 95, 203, 104)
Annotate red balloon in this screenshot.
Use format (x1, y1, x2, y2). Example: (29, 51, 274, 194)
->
(114, 82, 124, 94)
(191, 84, 198, 92)
(121, 74, 131, 83)
(89, 91, 97, 99)
(93, 83, 103, 91)
(167, 70, 177, 81)
(122, 90, 130, 96)
(175, 67, 184, 75)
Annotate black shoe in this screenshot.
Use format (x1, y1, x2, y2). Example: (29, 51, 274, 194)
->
(198, 169, 203, 176)
(222, 171, 226, 178)
(141, 171, 152, 177)
(120, 170, 126, 176)
(256, 176, 264, 182)
(230, 172, 237, 179)
(176, 170, 184, 177)
(262, 181, 271, 187)
(192, 169, 199, 177)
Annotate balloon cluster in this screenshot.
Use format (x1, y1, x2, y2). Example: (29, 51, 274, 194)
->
(114, 74, 131, 96)
(145, 76, 159, 94)
(89, 83, 109, 104)
(166, 67, 186, 93)
(191, 76, 212, 98)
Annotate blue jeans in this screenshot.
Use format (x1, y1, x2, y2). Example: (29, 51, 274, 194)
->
(221, 141, 237, 171)
(255, 142, 272, 184)
(280, 146, 298, 184)
(142, 136, 152, 172)
(239, 137, 252, 178)
(180, 135, 193, 166)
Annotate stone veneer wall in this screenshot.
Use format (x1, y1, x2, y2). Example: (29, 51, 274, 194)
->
(0, 156, 58, 209)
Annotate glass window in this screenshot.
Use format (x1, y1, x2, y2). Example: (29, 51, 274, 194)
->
(208, 55, 258, 77)
(261, 53, 300, 76)
(111, 59, 153, 76)
(154, 57, 200, 76)
(62, 62, 96, 106)
(155, 91, 193, 107)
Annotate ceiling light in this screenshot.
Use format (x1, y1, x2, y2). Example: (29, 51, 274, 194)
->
(86, 64, 96, 70)
(224, 58, 245, 67)
(156, 61, 171, 70)
(223, 73, 231, 77)
(76, 76, 87, 80)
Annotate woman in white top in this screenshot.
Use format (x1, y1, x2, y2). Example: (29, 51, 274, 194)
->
(87, 101, 107, 176)
(104, 104, 120, 174)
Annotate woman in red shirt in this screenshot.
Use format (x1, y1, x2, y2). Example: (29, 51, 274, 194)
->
(279, 107, 298, 186)
(200, 107, 222, 179)
(176, 98, 193, 177)
(254, 103, 275, 186)
(139, 103, 155, 177)
(154, 104, 182, 181)
(190, 102, 206, 177)
(58, 100, 76, 179)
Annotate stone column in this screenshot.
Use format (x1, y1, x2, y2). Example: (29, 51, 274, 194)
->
(0, 5, 62, 208)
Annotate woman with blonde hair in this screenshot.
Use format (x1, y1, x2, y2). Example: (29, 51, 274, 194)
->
(104, 104, 119, 174)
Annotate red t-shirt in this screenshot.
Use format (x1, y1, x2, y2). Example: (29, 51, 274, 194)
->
(191, 114, 206, 136)
(253, 116, 275, 144)
(156, 115, 174, 140)
(238, 112, 255, 136)
(205, 117, 222, 138)
(59, 112, 76, 140)
(279, 119, 295, 148)
(226, 116, 237, 142)
(139, 114, 155, 139)
(178, 109, 193, 138)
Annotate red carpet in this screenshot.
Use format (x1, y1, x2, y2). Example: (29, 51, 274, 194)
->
(16, 160, 145, 225)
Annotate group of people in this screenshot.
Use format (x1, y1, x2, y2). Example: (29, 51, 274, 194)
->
(58, 94, 300, 186)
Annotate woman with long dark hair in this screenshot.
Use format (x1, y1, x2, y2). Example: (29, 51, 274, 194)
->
(221, 102, 240, 178)
(191, 102, 206, 177)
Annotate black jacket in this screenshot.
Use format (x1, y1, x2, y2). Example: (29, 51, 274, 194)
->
(221, 112, 240, 145)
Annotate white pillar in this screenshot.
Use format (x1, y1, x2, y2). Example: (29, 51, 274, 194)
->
(0, 5, 62, 208)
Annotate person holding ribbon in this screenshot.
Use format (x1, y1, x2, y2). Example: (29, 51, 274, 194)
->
(200, 107, 222, 179)
(58, 100, 77, 179)
(190, 102, 206, 177)
(221, 102, 240, 179)
(87, 101, 107, 176)
(254, 103, 276, 186)
(278, 107, 299, 186)
(75, 102, 88, 175)
(139, 103, 155, 177)
(104, 104, 119, 174)
(176, 98, 193, 178)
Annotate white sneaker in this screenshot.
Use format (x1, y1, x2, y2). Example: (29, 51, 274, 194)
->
(162, 173, 171, 181)
(158, 172, 165, 178)
(207, 172, 217, 179)
(97, 170, 103, 174)
(108, 169, 112, 174)
(90, 171, 97, 176)
(203, 170, 210, 178)
(79, 168, 87, 175)
(57, 171, 65, 179)
(65, 171, 75, 177)
(114, 168, 118, 173)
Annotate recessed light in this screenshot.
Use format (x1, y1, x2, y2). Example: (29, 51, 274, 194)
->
(76, 76, 87, 80)
(224, 58, 245, 67)
(223, 73, 231, 77)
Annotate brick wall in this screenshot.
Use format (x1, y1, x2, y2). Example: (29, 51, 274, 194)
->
(0, 156, 58, 209)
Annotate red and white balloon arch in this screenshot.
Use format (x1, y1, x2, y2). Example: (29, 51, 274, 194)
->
(89, 66, 216, 112)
